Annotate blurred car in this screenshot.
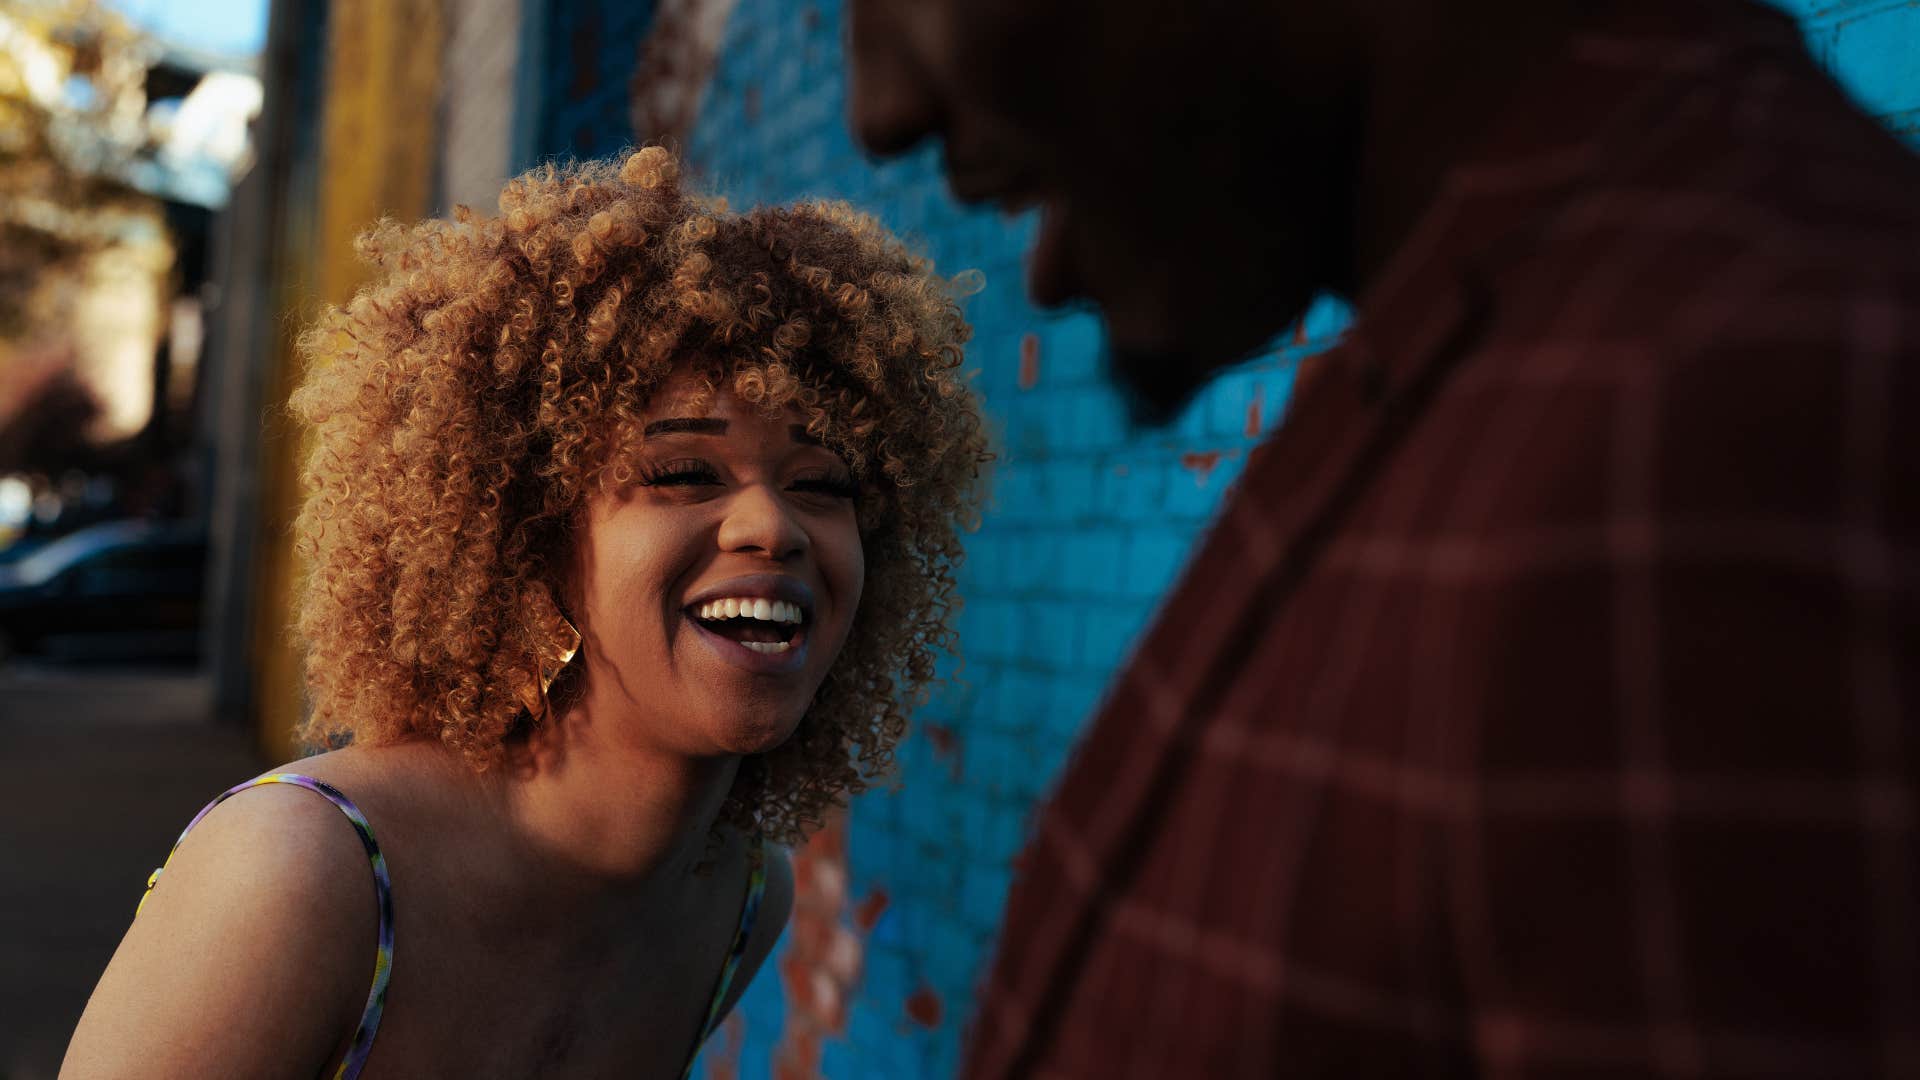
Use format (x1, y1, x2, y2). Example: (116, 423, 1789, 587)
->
(0, 519, 208, 664)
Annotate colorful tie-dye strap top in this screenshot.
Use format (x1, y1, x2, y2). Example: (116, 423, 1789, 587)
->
(139, 772, 766, 1080)
(686, 844, 768, 1079)
(139, 773, 392, 1079)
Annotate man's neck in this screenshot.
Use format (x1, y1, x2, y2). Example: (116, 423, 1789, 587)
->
(1349, 0, 1591, 294)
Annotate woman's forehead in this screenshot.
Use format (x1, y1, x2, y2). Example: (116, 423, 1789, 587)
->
(643, 368, 794, 423)
(643, 367, 721, 418)
(629, 369, 842, 459)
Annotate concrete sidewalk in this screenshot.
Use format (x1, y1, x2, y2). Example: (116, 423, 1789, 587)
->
(0, 667, 262, 1079)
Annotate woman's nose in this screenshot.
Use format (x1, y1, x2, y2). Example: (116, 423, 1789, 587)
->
(716, 485, 809, 561)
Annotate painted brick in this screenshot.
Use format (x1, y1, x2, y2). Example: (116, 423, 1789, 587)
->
(1060, 527, 1126, 595)
(1040, 311, 1106, 385)
(1829, 3, 1920, 115)
(1062, 385, 1131, 453)
(1047, 674, 1103, 746)
(1077, 599, 1152, 673)
(1093, 457, 1169, 521)
(1038, 459, 1097, 523)
(1882, 104, 1920, 144)
(960, 860, 1015, 933)
(1298, 291, 1355, 345)
(1168, 385, 1214, 445)
(1123, 528, 1198, 600)
(858, 946, 912, 1006)
(1017, 601, 1081, 675)
(1167, 449, 1241, 519)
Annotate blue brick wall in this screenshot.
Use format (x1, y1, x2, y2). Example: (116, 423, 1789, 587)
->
(511, 2, 1920, 1074)
(519, 0, 657, 164)
(1787, 0, 1920, 144)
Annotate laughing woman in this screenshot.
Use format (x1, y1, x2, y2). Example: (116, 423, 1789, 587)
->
(62, 148, 986, 1078)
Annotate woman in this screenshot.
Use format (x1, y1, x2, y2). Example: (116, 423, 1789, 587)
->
(62, 147, 986, 1078)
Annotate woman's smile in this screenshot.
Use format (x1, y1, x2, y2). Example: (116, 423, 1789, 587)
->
(681, 572, 817, 675)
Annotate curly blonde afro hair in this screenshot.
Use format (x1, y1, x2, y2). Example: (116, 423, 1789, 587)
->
(290, 147, 988, 844)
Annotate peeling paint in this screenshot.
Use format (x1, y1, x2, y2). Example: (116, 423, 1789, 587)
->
(703, 1013, 747, 1079)
(924, 721, 958, 756)
(853, 887, 891, 932)
(774, 1031, 822, 1080)
(905, 984, 945, 1028)
(923, 721, 963, 779)
(1018, 332, 1040, 390)
(1180, 449, 1229, 486)
(775, 814, 859, 1075)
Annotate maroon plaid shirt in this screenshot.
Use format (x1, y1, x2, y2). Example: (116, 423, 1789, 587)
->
(965, 3, 1920, 1077)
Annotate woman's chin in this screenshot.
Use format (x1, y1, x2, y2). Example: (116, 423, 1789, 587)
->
(703, 710, 804, 757)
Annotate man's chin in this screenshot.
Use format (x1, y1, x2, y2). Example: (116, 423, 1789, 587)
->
(1106, 333, 1270, 429)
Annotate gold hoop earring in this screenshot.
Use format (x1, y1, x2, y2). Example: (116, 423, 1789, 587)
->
(519, 615, 581, 722)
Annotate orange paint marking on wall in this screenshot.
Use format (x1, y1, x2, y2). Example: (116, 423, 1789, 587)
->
(701, 1014, 747, 1080)
(905, 984, 945, 1028)
(923, 721, 964, 779)
(1018, 332, 1040, 389)
(774, 812, 860, 1077)
(1180, 449, 1228, 486)
(853, 888, 891, 932)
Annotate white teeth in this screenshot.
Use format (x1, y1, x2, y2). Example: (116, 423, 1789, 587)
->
(740, 640, 792, 654)
(692, 597, 806, 624)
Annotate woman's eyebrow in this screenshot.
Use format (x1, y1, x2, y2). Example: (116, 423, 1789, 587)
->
(643, 417, 728, 438)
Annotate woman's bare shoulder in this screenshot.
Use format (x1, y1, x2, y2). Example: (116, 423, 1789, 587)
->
(60, 776, 378, 1078)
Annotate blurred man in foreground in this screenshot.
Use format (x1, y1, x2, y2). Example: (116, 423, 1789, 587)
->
(849, 0, 1920, 1075)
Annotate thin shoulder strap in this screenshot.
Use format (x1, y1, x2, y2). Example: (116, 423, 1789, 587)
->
(682, 839, 770, 1079)
(140, 772, 394, 1080)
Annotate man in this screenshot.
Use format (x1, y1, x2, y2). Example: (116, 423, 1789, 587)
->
(848, 0, 1920, 1076)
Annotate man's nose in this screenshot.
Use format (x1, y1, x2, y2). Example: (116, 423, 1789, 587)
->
(716, 485, 809, 561)
(846, 0, 940, 157)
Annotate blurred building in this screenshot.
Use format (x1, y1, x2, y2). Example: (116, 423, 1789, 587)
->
(209, 1, 1920, 1076)
(0, 1, 261, 664)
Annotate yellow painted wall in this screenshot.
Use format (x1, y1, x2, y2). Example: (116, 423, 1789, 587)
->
(251, 0, 445, 763)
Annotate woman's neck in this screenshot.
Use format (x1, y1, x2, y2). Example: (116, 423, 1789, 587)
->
(497, 695, 740, 896)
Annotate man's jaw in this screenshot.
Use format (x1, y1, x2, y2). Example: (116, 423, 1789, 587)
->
(1107, 341, 1223, 429)
(1028, 202, 1084, 309)
(1106, 308, 1312, 430)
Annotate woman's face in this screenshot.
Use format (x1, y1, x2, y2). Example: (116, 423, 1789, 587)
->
(567, 368, 865, 757)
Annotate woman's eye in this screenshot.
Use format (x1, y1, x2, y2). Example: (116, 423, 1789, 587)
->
(790, 472, 861, 499)
(637, 460, 721, 487)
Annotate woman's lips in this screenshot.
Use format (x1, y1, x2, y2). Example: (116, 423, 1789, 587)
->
(685, 613, 809, 675)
